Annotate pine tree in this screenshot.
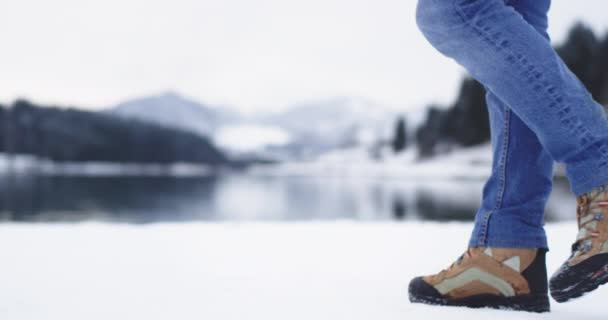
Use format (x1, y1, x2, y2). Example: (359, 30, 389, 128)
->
(392, 117, 408, 153)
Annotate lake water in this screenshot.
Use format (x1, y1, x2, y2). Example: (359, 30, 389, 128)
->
(0, 171, 577, 223)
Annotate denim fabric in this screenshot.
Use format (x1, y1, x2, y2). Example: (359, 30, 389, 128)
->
(416, 0, 608, 248)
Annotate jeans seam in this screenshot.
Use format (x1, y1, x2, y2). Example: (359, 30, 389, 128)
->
(451, 0, 607, 162)
(476, 105, 511, 246)
(478, 210, 493, 246)
(495, 108, 511, 210)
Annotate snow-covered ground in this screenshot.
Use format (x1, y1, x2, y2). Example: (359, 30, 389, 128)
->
(0, 222, 603, 320)
(0, 144, 493, 181)
(250, 144, 494, 180)
(0, 154, 215, 177)
(0, 154, 38, 173)
(250, 143, 567, 180)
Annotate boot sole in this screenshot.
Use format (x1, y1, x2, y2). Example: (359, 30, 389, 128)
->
(551, 264, 608, 303)
(409, 293, 551, 313)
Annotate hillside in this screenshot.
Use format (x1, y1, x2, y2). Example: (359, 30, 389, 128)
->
(0, 100, 227, 165)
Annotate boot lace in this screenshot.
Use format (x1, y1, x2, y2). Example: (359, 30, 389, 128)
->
(437, 249, 472, 276)
(572, 191, 608, 256)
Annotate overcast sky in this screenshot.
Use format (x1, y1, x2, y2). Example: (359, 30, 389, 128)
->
(1, 0, 608, 113)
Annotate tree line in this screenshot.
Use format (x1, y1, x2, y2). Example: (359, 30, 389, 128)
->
(0, 100, 227, 165)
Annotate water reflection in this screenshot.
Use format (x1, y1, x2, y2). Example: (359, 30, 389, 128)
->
(0, 172, 577, 223)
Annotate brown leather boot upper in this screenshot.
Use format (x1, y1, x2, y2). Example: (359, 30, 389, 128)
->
(422, 247, 537, 299)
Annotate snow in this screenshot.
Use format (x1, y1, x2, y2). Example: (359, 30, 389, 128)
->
(262, 96, 395, 137)
(214, 124, 291, 152)
(108, 91, 231, 136)
(0, 154, 38, 173)
(34, 162, 216, 177)
(0, 222, 603, 320)
(251, 143, 494, 180)
(0, 153, 215, 177)
(252, 143, 569, 181)
(107, 93, 401, 157)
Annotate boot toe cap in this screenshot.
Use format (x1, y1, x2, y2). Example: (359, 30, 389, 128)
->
(409, 276, 443, 303)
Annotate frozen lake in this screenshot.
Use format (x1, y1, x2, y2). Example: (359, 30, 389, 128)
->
(0, 171, 577, 223)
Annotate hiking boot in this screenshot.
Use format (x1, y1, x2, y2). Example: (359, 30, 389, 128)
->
(550, 185, 608, 302)
(409, 247, 550, 312)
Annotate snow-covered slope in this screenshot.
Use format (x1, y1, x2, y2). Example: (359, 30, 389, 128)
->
(257, 97, 399, 159)
(106, 93, 432, 159)
(214, 124, 291, 153)
(107, 94, 406, 158)
(251, 143, 494, 180)
(108, 91, 237, 136)
(262, 97, 394, 137)
(0, 154, 38, 173)
(0, 222, 598, 320)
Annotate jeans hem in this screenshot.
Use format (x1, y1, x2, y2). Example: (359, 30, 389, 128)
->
(571, 171, 608, 196)
(566, 140, 608, 196)
(468, 236, 548, 250)
(469, 208, 548, 249)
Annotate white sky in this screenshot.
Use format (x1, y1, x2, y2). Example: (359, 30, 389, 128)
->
(1, 0, 608, 113)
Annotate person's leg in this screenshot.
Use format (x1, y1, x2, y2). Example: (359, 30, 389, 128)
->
(408, 1, 554, 312)
(416, 0, 608, 197)
(469, 0, 554, 250)
(412, 0, 608, 306)
(470, 92, 554, 249)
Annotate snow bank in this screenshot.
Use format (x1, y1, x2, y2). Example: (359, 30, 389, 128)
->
(251, 143, 568, 181)
(250, 144, 493, 180)
(214, 124, 291, 153)
(0, 154, 38, 173)
(0, 153, 215, 177)
(0, 222, 602, 320)
(35, 162, 215, 177)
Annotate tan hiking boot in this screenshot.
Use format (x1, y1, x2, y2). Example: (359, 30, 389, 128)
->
(550, 185, 608, 302)
(409, 247, 550, 312)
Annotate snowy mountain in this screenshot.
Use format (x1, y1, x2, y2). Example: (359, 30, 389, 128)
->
(108, 91, 238, 136)
(257, 97, 398, 159)
(107, 93, 416, 160)
(263, 97, 394, 138)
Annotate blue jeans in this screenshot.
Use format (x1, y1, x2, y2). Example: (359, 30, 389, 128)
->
(416, 0, 608, 249)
